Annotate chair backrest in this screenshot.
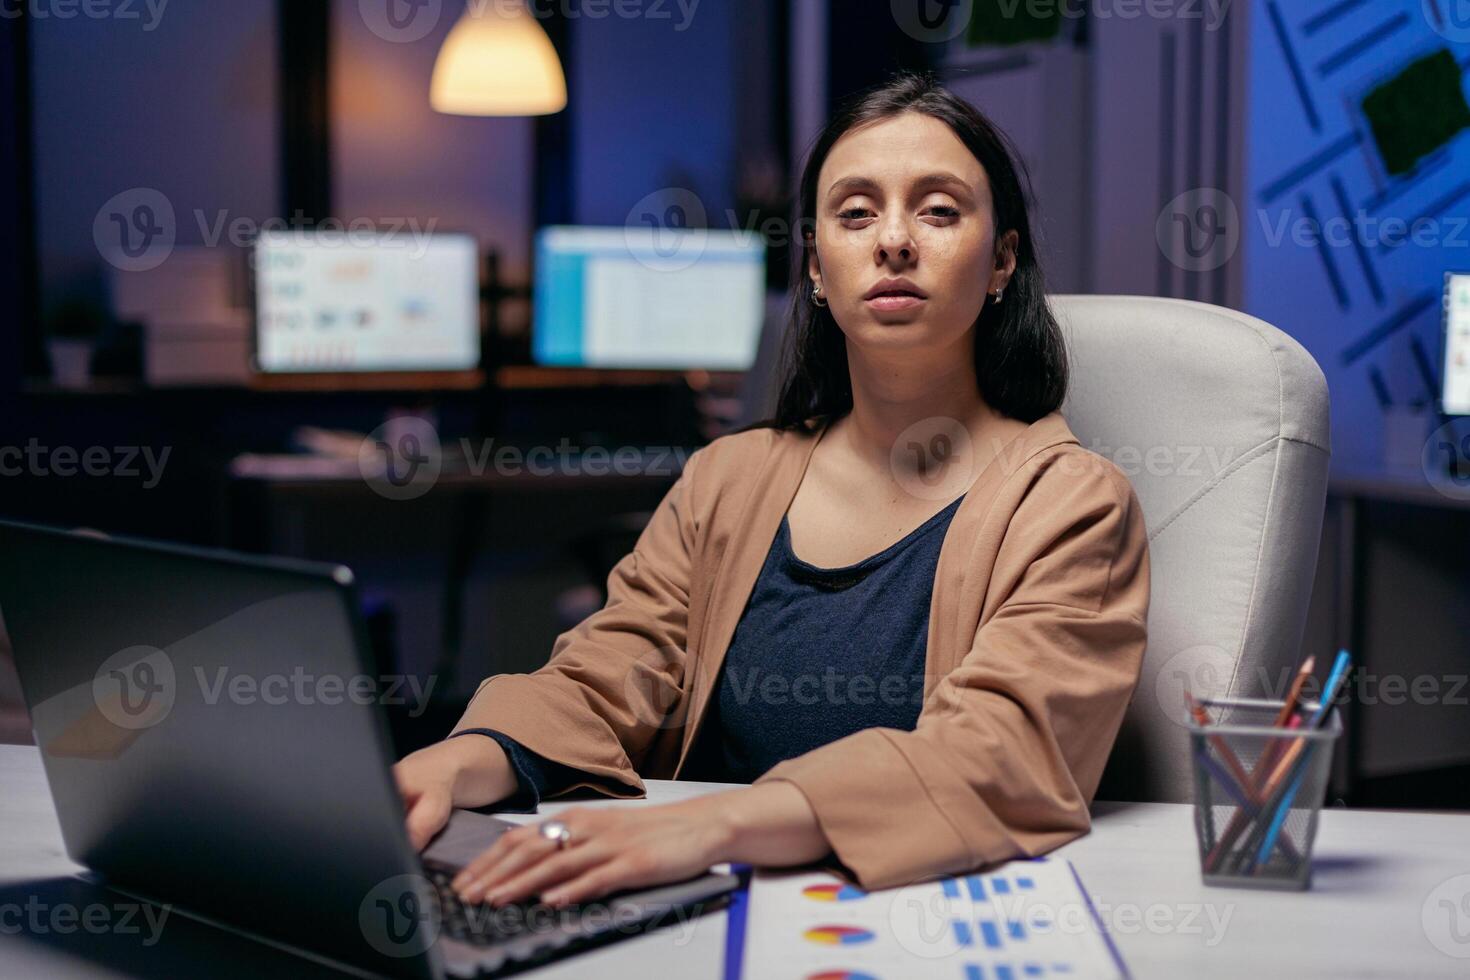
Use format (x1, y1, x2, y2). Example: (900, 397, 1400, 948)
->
(1052, 295, 1331, 802)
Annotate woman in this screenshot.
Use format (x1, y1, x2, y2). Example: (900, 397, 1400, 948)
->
(394, 72, 1150, 907)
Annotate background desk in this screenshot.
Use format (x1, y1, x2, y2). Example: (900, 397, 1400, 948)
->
(1305, 463, 1470, 807)
(3, 744, 1467, 978)
(225, 449, 681, 704)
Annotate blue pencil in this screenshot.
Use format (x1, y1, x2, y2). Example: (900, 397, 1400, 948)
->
(1196, 746, 1253, 809)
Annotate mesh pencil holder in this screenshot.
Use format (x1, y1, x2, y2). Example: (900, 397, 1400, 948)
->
(1187, 696, 1341, 891)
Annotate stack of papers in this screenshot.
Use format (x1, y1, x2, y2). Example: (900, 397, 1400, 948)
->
(731, 856, 1127, 979)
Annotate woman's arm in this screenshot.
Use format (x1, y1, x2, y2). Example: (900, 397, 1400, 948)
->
(396, 731, 603, 849)
(448, 446, 709, 788)
(451, 781, 829, 906)
(394, 736, 519, 850)
(393, 446, 714, 846)
(451, 729, 597, 812)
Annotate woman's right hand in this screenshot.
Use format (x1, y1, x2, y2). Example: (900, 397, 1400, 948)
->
(393, 736, 518, 851)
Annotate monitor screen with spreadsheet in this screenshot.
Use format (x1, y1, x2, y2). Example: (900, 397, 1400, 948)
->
(532, 225, 766, 370)
(1444, 272, 1470, 416)
(252, 229, 480, 375)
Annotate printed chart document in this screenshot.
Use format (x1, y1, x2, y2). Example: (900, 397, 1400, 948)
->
(732, 856, 1128, 979)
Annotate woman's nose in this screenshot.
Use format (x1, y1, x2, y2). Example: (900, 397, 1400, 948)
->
(875, 223, 915, 264)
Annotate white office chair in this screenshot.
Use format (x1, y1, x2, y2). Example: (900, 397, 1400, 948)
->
(1054, 295, 1331, 803)
(737, 292, 1331, 802)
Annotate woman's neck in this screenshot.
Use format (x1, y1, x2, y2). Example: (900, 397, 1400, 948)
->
(836, 340, 1003, 479)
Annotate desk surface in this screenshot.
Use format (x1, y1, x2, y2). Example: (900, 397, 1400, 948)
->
(4, 744, 1467, 979)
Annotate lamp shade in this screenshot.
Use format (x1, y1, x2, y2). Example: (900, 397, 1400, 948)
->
(430, 1, 567, 116)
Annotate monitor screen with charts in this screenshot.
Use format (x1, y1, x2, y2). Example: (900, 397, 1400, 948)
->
(252, 229, 480, 375)
(533, 225, 766, 370)
(1444, 272, 1470, 416)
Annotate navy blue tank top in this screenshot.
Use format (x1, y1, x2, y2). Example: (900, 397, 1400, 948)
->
(700, 493, 966, 783)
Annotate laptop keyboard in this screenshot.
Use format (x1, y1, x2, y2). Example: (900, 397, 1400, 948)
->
(419, 858, 737, 977)
(424, 861, 591, 947)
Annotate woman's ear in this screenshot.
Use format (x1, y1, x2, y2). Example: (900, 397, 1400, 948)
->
(990, 229, 1019, 294)
(806, 233, 822, 291)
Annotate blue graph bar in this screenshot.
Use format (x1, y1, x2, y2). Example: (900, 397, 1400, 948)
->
(996, 966, 1015, 980)
(980, 920, 1002, 949)
(966, 876, 987, 901)
(943, 878, 961, 899)
(1023, 965, 1044, 977)
(964, 966, 984, 980)
(1017, 877, 1034, 890)
(993, 878, 1011, 895)
(1008, 920, 1026, 941)
(953, 920, 974, 946)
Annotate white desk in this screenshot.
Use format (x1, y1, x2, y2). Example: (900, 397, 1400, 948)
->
(3, 743, 1467, 978)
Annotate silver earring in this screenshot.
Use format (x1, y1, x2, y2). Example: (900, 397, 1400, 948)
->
(992, 287, 1005, 305)
(812, 282, 828, 307)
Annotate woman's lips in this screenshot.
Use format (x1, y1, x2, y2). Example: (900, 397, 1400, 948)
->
(864, 293, 926, 312)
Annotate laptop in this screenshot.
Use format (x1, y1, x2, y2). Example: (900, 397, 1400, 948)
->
(0, 520, 738, 978)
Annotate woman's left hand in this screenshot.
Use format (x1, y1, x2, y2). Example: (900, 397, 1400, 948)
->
(451, 798, 734, 908)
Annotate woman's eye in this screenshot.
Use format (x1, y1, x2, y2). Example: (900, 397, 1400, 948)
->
(835, 205, 957, 223)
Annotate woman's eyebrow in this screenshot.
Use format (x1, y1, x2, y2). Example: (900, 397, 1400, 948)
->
(825, 171, 975, 200)
(911, 171, 973, 196)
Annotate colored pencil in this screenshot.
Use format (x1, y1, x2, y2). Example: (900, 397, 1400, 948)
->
(1201, 655, 1315, 872)
(1186, 690, 1252, 791)
(1244, 651, 1352, 870)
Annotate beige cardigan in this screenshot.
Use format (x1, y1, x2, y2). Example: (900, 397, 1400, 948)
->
(452, 410, 1151, 889)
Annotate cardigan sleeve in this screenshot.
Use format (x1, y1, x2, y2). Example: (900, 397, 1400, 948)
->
(755, 451, 1151, 890)
(449, 729, 586, 812)
(449, 447, 705, 799)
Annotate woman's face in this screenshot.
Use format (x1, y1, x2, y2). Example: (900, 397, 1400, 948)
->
(808, 111, 1017, 357)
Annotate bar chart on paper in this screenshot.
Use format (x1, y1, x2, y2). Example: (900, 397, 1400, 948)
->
(736, 857, 1127, 979)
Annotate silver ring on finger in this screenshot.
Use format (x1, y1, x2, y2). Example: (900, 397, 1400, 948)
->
(537, 819, 573, 851)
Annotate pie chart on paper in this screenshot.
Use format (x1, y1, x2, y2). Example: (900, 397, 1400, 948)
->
(801, 883, 867, 902)
(803, 925, 876, 946)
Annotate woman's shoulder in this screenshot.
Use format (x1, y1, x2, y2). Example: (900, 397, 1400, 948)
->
(988, 413, 1142, 517)
(669, 422, 821, 519)
(688, 421, 819, 479)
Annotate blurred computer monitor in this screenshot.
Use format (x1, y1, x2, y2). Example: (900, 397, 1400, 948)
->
(251, 229, 481, 385)
(532, 225, 765, 370)
(1444, 272, 1470, 416)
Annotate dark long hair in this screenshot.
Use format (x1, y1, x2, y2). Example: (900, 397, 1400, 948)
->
(761, 71, 1068, 431)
